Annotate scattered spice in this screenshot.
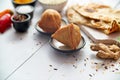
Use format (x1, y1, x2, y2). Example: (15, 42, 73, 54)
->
(89, 74, 92, 77)
(20, 37, 23, 40)
(33, 33, 36, 35)
(39, 42, 41, 44)
(72, 55, 76, 58)
(104, 66, 108, 69)
(54, 68, 58, 70)
(116, 68, 119, 71)
(94, 62, 98, 64)
(84, 59, 86, 61)
(101, 63, 105, 66)
(36, 43, 39, 46)
(111, 64, 114, 66)
(73, 64, 77, 68)
(86, 58, 89, 60)
(49, 65, 52, 67)
(96, 69, 98, 71)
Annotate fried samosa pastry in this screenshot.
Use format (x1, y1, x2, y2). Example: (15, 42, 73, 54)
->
(38, 9, 61, 33)
(52, 23, 81, 50)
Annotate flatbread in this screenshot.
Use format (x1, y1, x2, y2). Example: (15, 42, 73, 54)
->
(76, 3, 120, 22)
(67, 5, 108, 30)
(103, 20, 120, 34)
(66, 4, 120, 34)
(66, 5, 86, 24)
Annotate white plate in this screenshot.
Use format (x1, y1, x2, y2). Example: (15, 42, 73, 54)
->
(49, 36, 86, 53)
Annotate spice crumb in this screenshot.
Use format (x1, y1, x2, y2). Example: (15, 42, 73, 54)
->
(94, 62, 98, 64)
(101, 63, 105, 66)
(33, 33, 36, 35)
(96, 69, 98, 71)
(20, 37, 23, 40)
(54, 68, 58, 70)
(72, 55, 76, 58)
(84, 59, 86, 61)
(36, 43, 39, 46)
(49, 65, 52, 67)
(89, 74, 92, 77)
(75, 59, 78, 61)
(86, 58, 89, 60)
(116, 68, 119, 71)
(111, 64, 114, 66)
(104, 66, 108, 69)
(39, 42, 41, 44)
(73, 65, 77, 68)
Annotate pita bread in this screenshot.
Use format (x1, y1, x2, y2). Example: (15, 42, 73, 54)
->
(52, 23, 81, 50)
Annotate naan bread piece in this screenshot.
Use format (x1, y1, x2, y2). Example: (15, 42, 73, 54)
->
(103, 20, 120, 34)
(67, 5, 108, 30)
(67, 4, 120, 34)
(66, 5, 86, 24)
(52, 23, 81, 50)
(76, 3, 120, 22)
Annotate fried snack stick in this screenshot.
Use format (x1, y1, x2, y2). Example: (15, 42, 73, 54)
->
(90, 43, 120, 60)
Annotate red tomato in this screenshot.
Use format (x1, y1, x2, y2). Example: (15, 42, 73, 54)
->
(0, 13, 12, 33)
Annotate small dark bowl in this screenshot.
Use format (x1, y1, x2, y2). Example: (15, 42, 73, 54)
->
(11, 14, 31, 32)
(15, 5, 34, 20)
(12, 0, 37, 8)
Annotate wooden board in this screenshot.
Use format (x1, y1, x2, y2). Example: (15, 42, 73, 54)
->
(80, 25, 120, 45)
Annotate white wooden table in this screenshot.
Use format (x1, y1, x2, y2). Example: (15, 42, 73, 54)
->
(1, 0, 120, 80)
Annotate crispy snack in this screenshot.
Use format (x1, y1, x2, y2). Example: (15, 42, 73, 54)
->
(66, 4, 120, 34)
(90, 43, 120, 60)
(52, 23, 81, 50)
(38, 9, 61, 33)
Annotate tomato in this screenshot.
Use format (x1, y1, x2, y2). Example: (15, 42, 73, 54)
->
(0, 13, 12, 33)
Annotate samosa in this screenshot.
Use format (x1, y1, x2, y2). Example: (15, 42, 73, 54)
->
(52, 23, 81, 50)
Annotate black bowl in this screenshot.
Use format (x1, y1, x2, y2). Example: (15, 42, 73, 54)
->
(12, 0, 37, 8)
(11, 14, 31, 32)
